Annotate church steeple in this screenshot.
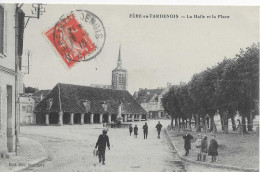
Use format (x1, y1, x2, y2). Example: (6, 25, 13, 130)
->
(117, 45, 122, 68)
(112, 45, 128, 91)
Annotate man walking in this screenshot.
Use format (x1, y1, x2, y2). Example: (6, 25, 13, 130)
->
(95, 129, 110, 165)
(183, 133, 193, 156)
(134, 125, 138, 138)
(156, 121, 163, 139)
(129, 124, 133, 136)
(142, 122, 148, 139)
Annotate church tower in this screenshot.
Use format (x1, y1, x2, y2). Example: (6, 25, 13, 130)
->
(112, 46, 128, 90)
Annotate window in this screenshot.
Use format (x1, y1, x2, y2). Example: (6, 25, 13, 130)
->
(0, 5, 5, 56)
(119, 73, 124, 85)
(22, 106, 26, 112)
(27, 105, 32, 113)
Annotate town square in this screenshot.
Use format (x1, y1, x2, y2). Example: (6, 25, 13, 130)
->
(0, 3, 259, 172)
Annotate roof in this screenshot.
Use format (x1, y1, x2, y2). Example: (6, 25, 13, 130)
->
(32, 90, 51, 104)
(136, 94, 157, 103)
(146, 89, 164, 95)
(35, 83, 147, 115)
(33, 90, 51, 97)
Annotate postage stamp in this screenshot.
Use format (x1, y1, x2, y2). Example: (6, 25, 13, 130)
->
(45, 10, 106, 68)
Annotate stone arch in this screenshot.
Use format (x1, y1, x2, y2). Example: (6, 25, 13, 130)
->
(74, 113, 81, 124)
(84, 113, 90, 124)
(103, 113, 108, 123)
(94, 114, 100, 123)
(63, 112, 70, 124)
(36, 112, 46, 125)
(49, 112, 59, 124)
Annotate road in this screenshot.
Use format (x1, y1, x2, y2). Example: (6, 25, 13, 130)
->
(21, 120, 185, 172)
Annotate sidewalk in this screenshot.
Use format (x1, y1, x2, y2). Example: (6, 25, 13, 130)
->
(0, 137, 49, 172)
(165, 129, 259, 172)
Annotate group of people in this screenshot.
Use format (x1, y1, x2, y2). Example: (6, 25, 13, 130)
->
(128, 121, 163, 139)
(94, 121, 163, 165)
(183, 133, 219, 163)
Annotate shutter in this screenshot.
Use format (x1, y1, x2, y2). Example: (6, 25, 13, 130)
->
(0, 86, 2, 133)
(3, 6, 6, 55)
(17, 9, 25, 70)
(0, 5, 4, 55)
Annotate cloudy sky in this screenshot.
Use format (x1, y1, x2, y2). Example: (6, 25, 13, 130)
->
(21, 5, 259, 94)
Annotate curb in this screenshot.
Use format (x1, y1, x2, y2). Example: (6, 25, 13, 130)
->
(164, 129, 258, 172)
(15, 156, 49, 172)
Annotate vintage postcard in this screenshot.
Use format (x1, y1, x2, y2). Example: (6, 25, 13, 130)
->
(0, 3, 259, 172)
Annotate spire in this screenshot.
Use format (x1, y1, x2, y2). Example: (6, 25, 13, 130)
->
(117, 44, 122, 68)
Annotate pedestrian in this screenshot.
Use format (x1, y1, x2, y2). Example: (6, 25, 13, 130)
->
(103, 122, 109, 131)
(237, 119, 242, 135)
(194, 134, 202, 161)
(183, 133, 193, 156)
(142, 122, 148, 139)
(134, 125, 138, 138)
(156, 121, 163, 139)
(95, 129, 110, 165)
(208, 134, 218, 163)
(201, 135, 208, 161)
(129, 124, 133, 136)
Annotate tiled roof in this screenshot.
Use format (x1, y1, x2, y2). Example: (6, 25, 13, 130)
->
(35, 83, 147, 115)
(137, 94, 156, 103)
(33, 90, 51, 97)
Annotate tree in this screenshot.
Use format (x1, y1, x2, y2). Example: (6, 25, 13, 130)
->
(162, 43, 259, 134)
(25, 86, 39, 94)
(162, 86, 181, 128)
(235, 44, 259, 132)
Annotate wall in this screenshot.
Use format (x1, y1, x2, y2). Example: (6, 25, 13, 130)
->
(19, 96, 35, 125)
(0, 4, 16, 153)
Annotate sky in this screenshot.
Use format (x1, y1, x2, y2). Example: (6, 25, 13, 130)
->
(21, 5, 259, 94)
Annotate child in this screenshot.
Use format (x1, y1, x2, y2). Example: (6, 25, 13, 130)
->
(134, 125, 138, 138)
(194, 134, 202, 161)
(129, 125, 133, 136)
(208, 134, 218, 163)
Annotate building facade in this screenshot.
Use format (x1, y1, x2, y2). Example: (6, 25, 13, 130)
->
(112, 46, 128, 91)
(18, 90, 50, 126)
(0, 4, 24, 155)
(134, 83, 172, 119)
(19, 94, 35, 125)
(34, 83, 147, 125)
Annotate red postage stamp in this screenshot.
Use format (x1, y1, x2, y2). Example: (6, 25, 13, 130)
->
(45, 11, 105, 68)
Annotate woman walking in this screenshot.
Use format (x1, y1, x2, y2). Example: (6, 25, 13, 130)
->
(208, 134, 218, 163)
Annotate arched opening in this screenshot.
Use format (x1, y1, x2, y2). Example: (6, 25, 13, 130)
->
(94, 114, 99, 123)
(74, 113, 81, 124)
(103, 114, 108, 123)
(111, 114, 116, 123)
(84, 113, 90, 124)
(49, 112, 59, 124)
(63, 112, 70, 124)
(36, 112, 45, 125)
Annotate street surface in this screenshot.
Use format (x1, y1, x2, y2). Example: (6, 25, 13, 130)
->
(21, 120, 185, 172)
(20, 120, 240, 172)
